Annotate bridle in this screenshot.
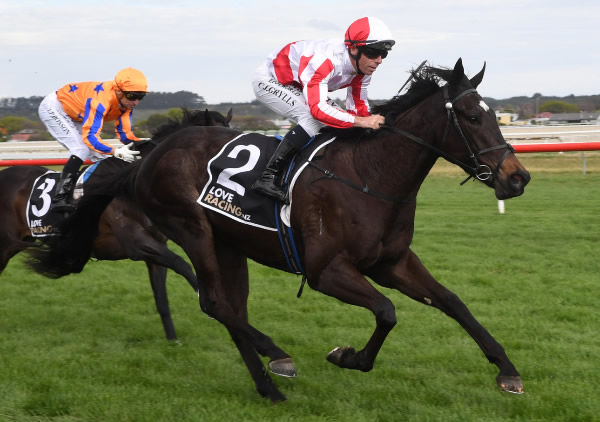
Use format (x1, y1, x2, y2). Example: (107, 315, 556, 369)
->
(305, 83, 515, 204)
(382, 85, 514, 185)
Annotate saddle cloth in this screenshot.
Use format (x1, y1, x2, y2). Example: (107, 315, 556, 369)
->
(26, 165, 98, 237)
(197, 132, 336, 231)
(26, 171, 64, 237)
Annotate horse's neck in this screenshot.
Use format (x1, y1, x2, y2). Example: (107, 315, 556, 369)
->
(358, 122, 438, 200)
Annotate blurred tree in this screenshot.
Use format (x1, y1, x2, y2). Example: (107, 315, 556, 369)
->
(231, 115, 278, 131)
(0, 116, 39, 133)
(540, 100, 579, 113)
(518, 102, 535, 119)
(166, 108, 184, 121)
(141, 91, 206, 109)
(134, 113, 170, 137)
(0, 116, 47, 141)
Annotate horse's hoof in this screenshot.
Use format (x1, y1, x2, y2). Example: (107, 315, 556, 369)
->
(268, 358, 297, 378)
(258, 385, 287, 402)
(269, 391, 287, 403)
(326, 346, 355, 366)
(496, 375, 524, 394)
(327, 346, 343, 364)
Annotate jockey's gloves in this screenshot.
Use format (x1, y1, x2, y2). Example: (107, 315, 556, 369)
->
(113, 143, 141, 163)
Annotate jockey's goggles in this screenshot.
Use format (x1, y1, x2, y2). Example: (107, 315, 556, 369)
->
(122, 91, 146, 101)
(360, 46, 388, 59)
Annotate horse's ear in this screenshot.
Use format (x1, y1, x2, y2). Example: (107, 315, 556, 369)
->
(226, 108, 233, 124)
(452, 58, 465, 82)
(470, 62, 486, 88)
(204, 109, 213, 124)
(453, 57, 465, 78)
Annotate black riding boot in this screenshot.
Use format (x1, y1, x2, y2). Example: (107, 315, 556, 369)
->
(51, 173, 77, 212)
(251, 125, 310, 202)
(51, 155, 82, 213)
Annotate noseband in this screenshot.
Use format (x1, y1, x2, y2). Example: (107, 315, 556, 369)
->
(383, 85, 514, 184)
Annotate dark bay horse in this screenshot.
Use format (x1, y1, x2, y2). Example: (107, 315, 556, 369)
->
(28, 59, 530, 401)
(1, 108, 231, 340)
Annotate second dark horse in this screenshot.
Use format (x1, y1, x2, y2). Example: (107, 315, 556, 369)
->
(2, 108, 231, 340)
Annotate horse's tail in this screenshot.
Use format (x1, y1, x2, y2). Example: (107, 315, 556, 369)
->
(26, 161, 141, 278)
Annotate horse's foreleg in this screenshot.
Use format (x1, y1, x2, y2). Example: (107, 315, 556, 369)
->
(309, 256, 397, 372)
(174, 231, 288, 401)
(228, 327, 287, 402)
(145, 262, 177, 341)
(370, 250, 523, 394)
(214, 241, 295, 377)
(197, 272, 288, 401)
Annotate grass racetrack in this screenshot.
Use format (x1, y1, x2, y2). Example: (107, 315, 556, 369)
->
(0, 151, 598, 421)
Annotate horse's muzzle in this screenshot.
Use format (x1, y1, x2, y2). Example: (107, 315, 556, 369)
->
(495, 166, 530, 199)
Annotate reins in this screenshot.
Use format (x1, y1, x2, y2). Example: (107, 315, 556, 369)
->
(301, 80, 514, 203)
(306, 160, 414, 204)
(381, 85, 514, 185)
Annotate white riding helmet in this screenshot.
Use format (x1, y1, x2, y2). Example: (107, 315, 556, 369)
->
(344, 16, 395, 52)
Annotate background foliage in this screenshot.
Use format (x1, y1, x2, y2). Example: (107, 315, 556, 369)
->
(2, 91, 600, 141)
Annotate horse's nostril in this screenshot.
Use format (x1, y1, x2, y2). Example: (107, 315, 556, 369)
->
(510, 170, 530, 190)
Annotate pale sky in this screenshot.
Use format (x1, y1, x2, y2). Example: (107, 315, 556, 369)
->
(1, 0, 598, 104)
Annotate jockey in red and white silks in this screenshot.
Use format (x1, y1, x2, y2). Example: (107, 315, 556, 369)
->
(253, 38, 369, 136)
(251, 16, 396, 203)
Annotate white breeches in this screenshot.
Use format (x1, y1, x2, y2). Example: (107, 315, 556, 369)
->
(252, 71, 328, 137)
(38, 92, 106, 162)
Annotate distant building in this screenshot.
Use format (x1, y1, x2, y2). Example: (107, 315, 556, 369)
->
(547, 112, 600, 124)
(496, 112, 519, 125)
(270, 119, 292, 129)
(530, 112, 552, 125)
(8, 129, 35, 141)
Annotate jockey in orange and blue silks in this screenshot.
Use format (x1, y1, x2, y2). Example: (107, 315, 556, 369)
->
(38, 67, 148, 213)
(251, 16, 396, 203)
(56, 80, 141, 153)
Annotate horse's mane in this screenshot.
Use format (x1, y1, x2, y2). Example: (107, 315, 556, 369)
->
(321, 63, 453, 141)
(371, 63, 452, 120)
(151, 108, 228, 141)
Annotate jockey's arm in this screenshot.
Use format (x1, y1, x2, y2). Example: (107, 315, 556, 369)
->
(353, 114, 385, 130)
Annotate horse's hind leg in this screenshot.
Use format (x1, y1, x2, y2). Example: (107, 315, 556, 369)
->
(0, 239, 32, 275)
(369, 249, 523, 394)
(145, 262, 177, 341)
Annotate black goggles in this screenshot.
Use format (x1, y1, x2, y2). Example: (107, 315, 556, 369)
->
(122, 91, 146, 101)
(360, 47, 388, 59)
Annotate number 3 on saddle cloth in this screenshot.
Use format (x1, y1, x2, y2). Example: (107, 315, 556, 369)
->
(26, 164, 99, 237)
(197, 132, 336, 275)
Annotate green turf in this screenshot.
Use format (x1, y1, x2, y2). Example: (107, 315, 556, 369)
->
(0, 156, 598, 421)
